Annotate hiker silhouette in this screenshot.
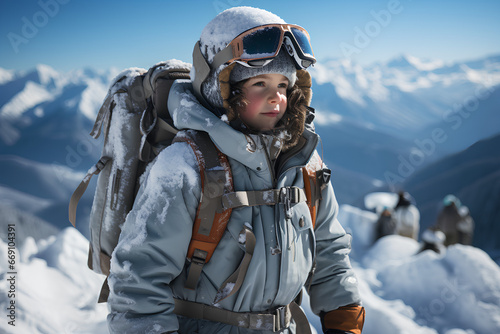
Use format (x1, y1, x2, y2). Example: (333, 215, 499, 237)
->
(375, 206, 397, 241)
(434, 194, 475, 246)
(392, 191, 420, 240)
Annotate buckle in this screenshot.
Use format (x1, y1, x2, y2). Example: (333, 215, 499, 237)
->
(280, 187, 305, 219)
(273, 306, 287, 332)
(96, 157, 110, 172)
(291, 187, 300, 203)
(280, 188, 293, 219)
(286, 187, 304, 203)
(317, 168, 331, 186)
(192, 249, 208, 265)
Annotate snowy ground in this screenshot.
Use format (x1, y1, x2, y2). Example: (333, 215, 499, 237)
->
(1, 203, 499, 334)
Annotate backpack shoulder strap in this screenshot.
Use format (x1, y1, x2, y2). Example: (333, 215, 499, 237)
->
(173, 130, 235, 290)
(302, 150, 331, 229)
(140, 61, 191, 161)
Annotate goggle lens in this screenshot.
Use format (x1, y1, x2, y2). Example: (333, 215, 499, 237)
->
(241, 27, 282, 59)
(291, 27, 314, 57)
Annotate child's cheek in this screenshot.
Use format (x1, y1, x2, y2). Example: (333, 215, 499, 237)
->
(245, 93, 264, 115)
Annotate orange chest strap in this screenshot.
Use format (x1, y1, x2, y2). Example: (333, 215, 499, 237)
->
(173, 130, 234, 290)
(302, 151, 331, 229)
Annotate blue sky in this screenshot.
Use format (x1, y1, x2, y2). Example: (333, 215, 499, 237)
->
(1, 0, 499, 71)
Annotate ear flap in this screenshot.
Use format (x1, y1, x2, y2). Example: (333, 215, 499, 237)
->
(219, 63, 236, 111)
(296, 69, 313, 106)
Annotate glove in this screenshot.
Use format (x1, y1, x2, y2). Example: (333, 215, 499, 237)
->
(321, 304, 365, 334)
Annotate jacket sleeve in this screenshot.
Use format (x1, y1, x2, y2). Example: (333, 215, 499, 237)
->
(308, 180, 362, 315)
(107, 142, 201, 334)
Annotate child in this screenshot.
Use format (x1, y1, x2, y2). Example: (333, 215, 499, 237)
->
(107, 6, 364, 334)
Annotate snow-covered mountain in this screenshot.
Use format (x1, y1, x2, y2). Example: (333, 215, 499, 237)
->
(310, 53, 500, 207)
(1, 54, 500, 333)
(0, 64, 112, 165)
(311, 53, 500, 141)
(1, 54, 498, 165)
(0, 65, 113, 237)
(1, 53, 499, 247)
(402, 133, 500, 259)
(2, 54, 499, 166)
(416, 84, 500, 153)
(0, 155, 95, 237)
(1, 205, 499, 334)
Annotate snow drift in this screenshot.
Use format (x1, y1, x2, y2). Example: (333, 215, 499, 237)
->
(1, 204, 499, 334)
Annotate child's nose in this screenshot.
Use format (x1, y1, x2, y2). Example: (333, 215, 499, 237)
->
(268, 90, 283, 104)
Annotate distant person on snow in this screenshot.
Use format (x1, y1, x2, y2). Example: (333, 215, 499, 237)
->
(434, 194, 474, 246)
(392, 191, 420, 240)
(375, 206, 397, 241)
(106, 6, 364, 334)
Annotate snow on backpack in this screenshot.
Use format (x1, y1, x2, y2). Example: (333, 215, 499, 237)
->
(68, 59, 328, 303)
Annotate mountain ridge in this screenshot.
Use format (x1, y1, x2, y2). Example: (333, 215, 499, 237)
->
(1, 53, 499, 255)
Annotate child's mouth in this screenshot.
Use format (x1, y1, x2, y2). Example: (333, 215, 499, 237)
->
(262, 111, 280, 117)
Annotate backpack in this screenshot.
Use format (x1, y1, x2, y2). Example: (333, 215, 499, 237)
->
(68, 60, 329, 303)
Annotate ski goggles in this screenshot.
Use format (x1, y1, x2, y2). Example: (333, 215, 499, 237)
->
(210, 24, 316, 70)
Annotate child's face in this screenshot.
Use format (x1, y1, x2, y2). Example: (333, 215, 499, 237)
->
(239, 73, 288, 131)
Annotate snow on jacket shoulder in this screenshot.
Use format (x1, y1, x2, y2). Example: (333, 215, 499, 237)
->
(107, 80, 361, 333)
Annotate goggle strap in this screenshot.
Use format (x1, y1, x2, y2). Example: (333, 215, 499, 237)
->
(284, 36, 305, 69)
(192, 41, 214, 110)
(284, 34, 315, 64)
(211, 44, 234, 70)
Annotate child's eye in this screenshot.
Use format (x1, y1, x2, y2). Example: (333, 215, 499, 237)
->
(253, 81, 265, 87)
(278, 83, 288, 89)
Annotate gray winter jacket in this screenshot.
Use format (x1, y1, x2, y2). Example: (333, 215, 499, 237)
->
(107, 80, 361, 334)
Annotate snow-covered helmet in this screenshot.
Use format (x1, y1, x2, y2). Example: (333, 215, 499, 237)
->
(191, 6, 316, 115)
